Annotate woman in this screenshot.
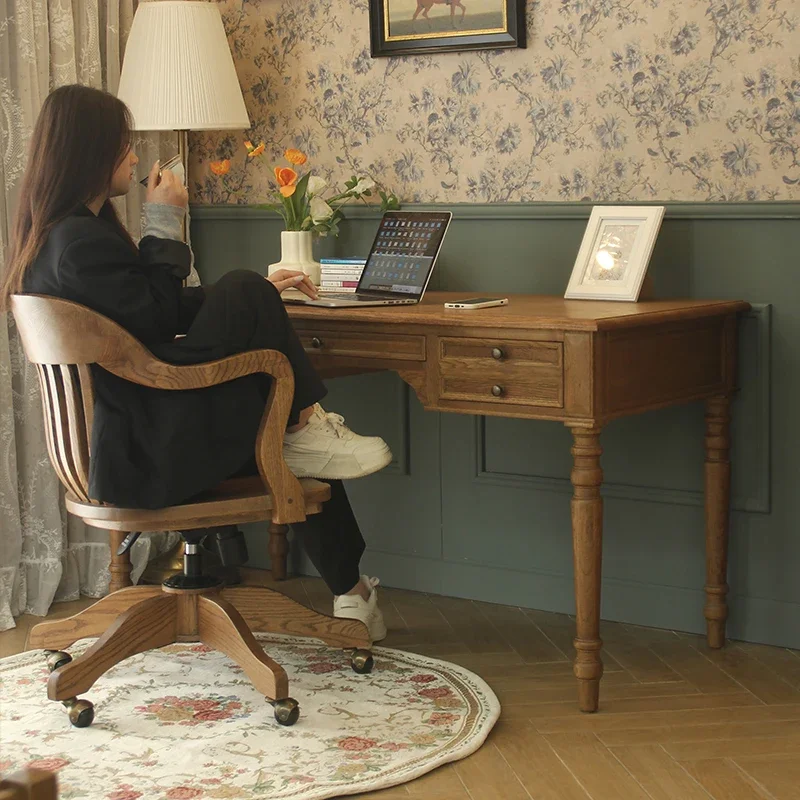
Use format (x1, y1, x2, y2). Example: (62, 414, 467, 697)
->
(0, 85, 387, 642)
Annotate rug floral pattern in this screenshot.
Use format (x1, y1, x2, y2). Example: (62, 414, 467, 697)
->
(0, 634, 500, 800)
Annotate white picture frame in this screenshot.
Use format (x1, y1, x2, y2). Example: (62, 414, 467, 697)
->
(564, 206, 665, 302)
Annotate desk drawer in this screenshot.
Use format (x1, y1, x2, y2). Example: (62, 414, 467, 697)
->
(295, 328, 426, 361)
(440, 338, 562, 366)
(438, 336, 564, 407)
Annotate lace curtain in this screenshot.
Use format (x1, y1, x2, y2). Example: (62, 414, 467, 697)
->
(0, 0, 196, 631)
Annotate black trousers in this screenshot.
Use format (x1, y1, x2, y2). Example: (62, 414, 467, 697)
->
(166, 269, 326, 426)
(179, 270, 366, 595)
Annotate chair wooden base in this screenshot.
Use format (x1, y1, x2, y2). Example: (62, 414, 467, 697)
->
(28, 585, 372, 727)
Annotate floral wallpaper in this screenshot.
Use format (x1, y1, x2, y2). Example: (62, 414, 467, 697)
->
(190, 0, 800, 204)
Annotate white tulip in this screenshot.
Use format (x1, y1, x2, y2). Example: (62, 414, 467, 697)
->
(307, 175, 327, 196)
(310, 196, 334, 222)
(351, 177, 375, 195)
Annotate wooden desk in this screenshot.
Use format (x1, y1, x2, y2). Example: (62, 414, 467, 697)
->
(283, 292, 750, 712)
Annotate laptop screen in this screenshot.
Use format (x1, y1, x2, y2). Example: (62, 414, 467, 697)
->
(358, 211, 452, 296)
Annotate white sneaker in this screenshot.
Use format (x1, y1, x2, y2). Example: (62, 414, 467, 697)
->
(333, 575, 387, 643)
(283, 405, 392, 480)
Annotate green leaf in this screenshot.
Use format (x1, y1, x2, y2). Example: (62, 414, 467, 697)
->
(282, 194, 296, 229)
(290, 172, 311, 225)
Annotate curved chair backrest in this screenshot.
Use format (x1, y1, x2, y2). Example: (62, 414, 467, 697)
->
(11, 294, 307, 524)
(10, 295, 146, 504)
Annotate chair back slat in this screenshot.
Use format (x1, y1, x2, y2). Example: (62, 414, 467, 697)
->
(39, 365, 90, 501)
(36, 365, 78, 497)
(35, 364, 61, 483)
(60, 364, 91, 493)
(76, 364, 95, 451)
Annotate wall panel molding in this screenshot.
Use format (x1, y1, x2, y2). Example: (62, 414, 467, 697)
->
(382, 380, 411, 477)
(192, 203, 800, 223)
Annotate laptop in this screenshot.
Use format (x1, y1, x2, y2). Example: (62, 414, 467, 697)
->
(288, 210, 452, 307)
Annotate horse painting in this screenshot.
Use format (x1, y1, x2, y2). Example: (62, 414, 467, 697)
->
(412, 0, 467, 27)
(371, 0, 523, 57)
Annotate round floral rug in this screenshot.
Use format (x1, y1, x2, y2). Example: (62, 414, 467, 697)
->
(0, 634, 500, 799)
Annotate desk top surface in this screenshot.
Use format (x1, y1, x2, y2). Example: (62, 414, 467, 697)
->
(285, 291, 749, 332)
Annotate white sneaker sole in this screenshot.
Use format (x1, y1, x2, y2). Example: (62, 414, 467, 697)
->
(334, 611, 388, 643)
(370, 617, 388, 642)
(285, 446, 393, 481)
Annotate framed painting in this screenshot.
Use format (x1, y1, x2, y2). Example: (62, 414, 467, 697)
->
(369, 0, 525, 57)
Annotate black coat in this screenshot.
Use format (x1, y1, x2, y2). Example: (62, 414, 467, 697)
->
(23, 205, 266, 509)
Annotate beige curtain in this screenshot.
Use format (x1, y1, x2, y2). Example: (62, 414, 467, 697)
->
(0, 0, 196, 631)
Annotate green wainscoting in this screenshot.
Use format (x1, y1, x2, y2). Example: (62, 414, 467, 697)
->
(190, 203, 800, 649)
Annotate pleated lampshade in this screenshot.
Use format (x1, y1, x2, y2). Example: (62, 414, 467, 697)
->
(117, 0, 250, 131)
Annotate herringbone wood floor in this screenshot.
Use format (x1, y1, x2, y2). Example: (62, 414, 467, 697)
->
(4, 570, 799, 800)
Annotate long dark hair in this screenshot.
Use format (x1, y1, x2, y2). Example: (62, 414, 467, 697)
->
(1, 84, 137, 309)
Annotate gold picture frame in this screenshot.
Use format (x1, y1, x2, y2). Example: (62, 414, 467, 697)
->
(369, 0, 525, 57)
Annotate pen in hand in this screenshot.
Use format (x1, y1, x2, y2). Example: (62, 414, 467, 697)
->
(139, 154, 182, 187)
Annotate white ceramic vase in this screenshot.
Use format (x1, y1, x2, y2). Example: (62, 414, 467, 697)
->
(267, 230, 321, 286)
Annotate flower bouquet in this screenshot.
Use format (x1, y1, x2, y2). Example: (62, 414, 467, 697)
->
(242, 142, 398, 236)
(211, 142, 399, 285)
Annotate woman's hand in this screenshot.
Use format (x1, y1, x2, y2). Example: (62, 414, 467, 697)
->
(267, 269, 319, 299)
(146, 161, 188, 208)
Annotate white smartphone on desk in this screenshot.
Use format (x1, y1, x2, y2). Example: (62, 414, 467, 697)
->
(444, 297, 509, 310)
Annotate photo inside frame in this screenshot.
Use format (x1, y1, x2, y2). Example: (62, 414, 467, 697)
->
(386, 0, 506, 39)
(581, 219, 646, 287)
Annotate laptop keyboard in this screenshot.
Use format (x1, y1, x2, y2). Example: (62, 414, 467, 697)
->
(324, 293, 383, 301)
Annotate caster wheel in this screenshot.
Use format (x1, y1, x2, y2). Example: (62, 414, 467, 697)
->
(64, 698, 94, 728)
(46, 651, 72, 672)
(351, 649, 374, 675)
(272, 697, 300, 726)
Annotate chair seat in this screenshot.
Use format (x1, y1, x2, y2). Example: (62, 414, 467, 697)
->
(65, 476, 331, 532)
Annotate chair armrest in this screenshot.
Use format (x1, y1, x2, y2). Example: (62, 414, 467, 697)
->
(101, 347, 293, 390)
(101, 348, 307, 525)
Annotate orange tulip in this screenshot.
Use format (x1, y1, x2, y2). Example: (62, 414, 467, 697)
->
(284, 148, 307, 166)
(244, 140, 253, 150)
(274, 166, 297, 186)
(209, 159, 230, 176)
(247, 142, 265, 158)
(274, 166, 297, 197)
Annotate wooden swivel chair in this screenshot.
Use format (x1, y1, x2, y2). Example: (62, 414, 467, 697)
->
(10, 294, 373, 728)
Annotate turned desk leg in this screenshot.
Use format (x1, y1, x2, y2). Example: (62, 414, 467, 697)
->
(704, 396, 731, 649)
(108, 532, 133, 592)
(568, 425, 605, 713)
(269, 523, 289, 581)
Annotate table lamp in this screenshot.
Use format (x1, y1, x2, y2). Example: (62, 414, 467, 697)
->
(117, 0, 250, 237)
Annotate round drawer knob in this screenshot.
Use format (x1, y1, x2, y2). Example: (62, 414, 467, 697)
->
(311, 337, 323, 349)
(491, 347, 504, 360)
(491, 385, 504, 397)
